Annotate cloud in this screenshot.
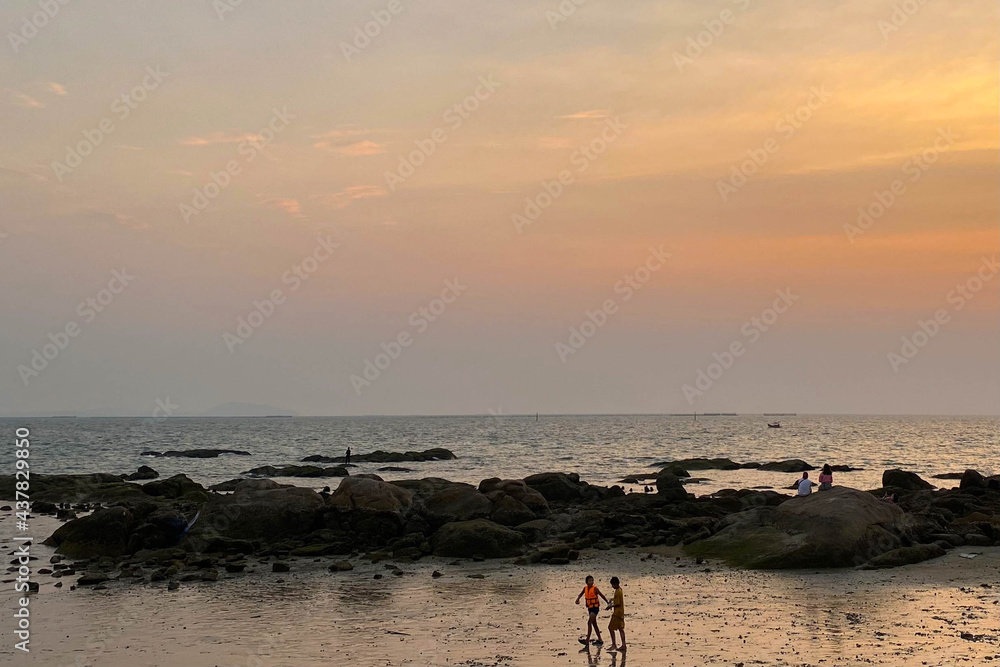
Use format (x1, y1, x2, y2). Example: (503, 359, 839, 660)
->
(556, 110, 612, 119)
(312, 185, 387, 209)
(259, 197, 305, 218)
(329, 140, 387, 156)
(180, 131, 264, 146)
(9, 91, 43, 109)
(44, 82, 67, 96)
(311, 127, 389, 155)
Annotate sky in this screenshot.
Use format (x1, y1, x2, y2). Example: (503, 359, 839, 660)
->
(1, 0, 997, 417)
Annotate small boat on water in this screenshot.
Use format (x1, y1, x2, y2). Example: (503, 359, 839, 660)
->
(767, 422, 781, 428)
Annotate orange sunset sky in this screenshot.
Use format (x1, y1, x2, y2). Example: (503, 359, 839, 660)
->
(1, 0, 997, 416)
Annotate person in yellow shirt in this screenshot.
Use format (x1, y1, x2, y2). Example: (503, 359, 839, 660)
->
(606, 576, 626, 651)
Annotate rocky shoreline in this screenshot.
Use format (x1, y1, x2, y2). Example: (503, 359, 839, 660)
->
(3, 461, 999, 593)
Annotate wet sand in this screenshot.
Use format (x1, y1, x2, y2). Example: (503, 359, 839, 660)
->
(3, 515, 998, 667)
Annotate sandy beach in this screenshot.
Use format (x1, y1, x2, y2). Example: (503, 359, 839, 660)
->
(3, 512, 997, 667)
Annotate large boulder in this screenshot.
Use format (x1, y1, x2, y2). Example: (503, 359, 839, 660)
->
(188, 480, 324, 543)
(960, 469, 986, 490)
(758, 459, 815, 473)
(431, 519, 526, 558)
(142, 474, 210, 503)
(244, 465, 349, 478)
(124, 466, 159, 481)
(654, 472, 688, 501)
(685, 487, 914, 569)
(44, 506, 134, 558)
(524, 472, 587, 502)
(481, 479, 549, 517)
(882, 469, 933, 491)
(421, 484, 491, 526)
(329, 477, 413, 513)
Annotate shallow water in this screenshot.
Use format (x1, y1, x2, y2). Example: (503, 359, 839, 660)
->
(5, 414, 997, 494)
(2, 516, 997, 667)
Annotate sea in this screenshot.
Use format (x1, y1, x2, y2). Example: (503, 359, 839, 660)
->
(5, 414, 997, 495)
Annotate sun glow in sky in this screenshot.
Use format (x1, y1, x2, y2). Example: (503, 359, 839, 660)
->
(1, 0, 997, 416)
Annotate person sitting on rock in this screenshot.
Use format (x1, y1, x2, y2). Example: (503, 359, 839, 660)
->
(576, 575, 609, 645)
(818, 464, 834, 491)
(796, 471, 813, 496)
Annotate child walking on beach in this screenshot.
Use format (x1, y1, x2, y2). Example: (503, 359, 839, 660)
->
(606, 576, 626, 651)
(575, 575, 609, 645)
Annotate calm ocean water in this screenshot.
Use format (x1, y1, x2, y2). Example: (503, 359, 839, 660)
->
(5, 415, 997, 495)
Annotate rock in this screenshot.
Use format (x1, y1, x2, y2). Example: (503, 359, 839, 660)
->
(882, 469, 933, 491)
(654, 472, 688, 501)
(208, 479, 244, 492)
(377, 466, 412, 473)
(77, 571, 110, 586)
(758, 459, 815, 473)
(0, 473, 145, 504)
(421, 484, 491, 526)
(829, 465, 862, 472)
(271, 562, 290, 572)
(302, 448, 456, 464)
(514, 518, 554, 541)
(32, 500, 58, 514)
(123, 466, 159, 481)
(329, 560, 354, 571)
(523, 472, 586, 502)
(187, 481, 325, 544)
(142, 474, 210, 503)
(960, 470, 986, 490)
(142, 449, 250, 458)
(652, 458, 741, 471)
(932, 472, 966, 480)
(44, 506, 134, 558)
(965, 533, 992, 546)
(243, 465, 349, 478)
(431, 519, 527, 558)
(225, 562, 246, 573)
(490, 495, 536, 527)
(167, 580, 180, 590)
(329, 477, 413, 513)
(860, 543, 947, 569)
(432, 570, 443, 578)
(685, 487, 914, 569)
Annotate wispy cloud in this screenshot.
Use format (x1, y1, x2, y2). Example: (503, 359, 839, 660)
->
(323, 139, 387, 156)
(259, 197, 305, 218)
(9, 91, 43, 109)
(180, 131, 263, 146)
(556, 109, 612, 119)
(312, 185, 387, 209)
(43, 82, 67, 96)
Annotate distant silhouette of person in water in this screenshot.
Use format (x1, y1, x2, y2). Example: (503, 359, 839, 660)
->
(345, 447, 351, 465)
(796, 471, 813, 496)
(818, 464, 834, 491)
